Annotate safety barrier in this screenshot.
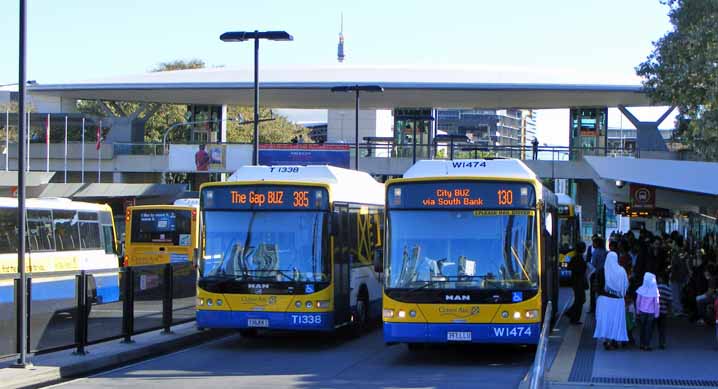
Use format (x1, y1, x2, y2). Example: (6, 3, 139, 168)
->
(528, 300, 553, 389)
(0, 262, 195, 358)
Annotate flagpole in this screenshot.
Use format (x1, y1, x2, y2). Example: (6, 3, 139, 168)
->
(97, 120, 101, 183)
(63, 115, 67, 183)
(4, 110, 8, 171)
(45, 113, 49, 172)
(26, 112, 29, 172)
(81, 117, 85, 183)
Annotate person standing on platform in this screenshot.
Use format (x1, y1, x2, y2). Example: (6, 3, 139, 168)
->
(568, 241, 588, 324)
(589, 236, 608, 314)
(656, 273, 672, 349)
(669, 237, 689, 316)
(531, 137, 539, 160)
(594, 252, 629, 350)
(636, 272, 660, 351)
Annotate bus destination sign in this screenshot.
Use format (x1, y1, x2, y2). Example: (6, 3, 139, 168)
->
(203, 185, 329, 210)
(388, 181, 535, 210)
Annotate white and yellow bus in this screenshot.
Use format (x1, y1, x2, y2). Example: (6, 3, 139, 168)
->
(381, 159, 559, 347)
(0, 197, 120, 307)
(197, 165, 384, 335)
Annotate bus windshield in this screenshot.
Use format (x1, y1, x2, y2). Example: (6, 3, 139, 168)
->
(387, 210, 539, 290)
(202, 211, 327, 283)
(130, 209, 192, 246)
(558, 217, 577, 254)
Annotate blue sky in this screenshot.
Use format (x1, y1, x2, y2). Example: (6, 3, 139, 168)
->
(0, 0, 675, 144)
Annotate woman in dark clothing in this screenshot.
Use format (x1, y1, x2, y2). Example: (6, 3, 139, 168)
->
(567, 241, 588, 324)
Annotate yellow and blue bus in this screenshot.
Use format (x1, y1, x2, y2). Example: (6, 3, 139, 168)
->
(557, 194, 581, 282)
(123, 198, 199, 267)
(381, 159, 559, 347)
(197, 165, 385, 335)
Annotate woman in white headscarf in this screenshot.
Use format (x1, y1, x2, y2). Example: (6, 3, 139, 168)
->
(635, 272, 660, 351)
(594, 251, 629, 350)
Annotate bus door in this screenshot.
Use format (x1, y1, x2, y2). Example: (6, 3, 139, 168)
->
(332, 203, 351, 327)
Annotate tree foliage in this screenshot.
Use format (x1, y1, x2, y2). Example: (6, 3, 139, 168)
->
(76, 58, 307, 144)
(636, 0, 718, 158)
(226, 106, 309, 143)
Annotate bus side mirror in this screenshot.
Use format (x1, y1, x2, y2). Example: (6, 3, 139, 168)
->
(193, 248, 200, 270)
(373, 247, 383, 273)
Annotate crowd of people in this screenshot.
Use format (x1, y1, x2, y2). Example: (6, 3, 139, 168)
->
(567, 230, 718, 351)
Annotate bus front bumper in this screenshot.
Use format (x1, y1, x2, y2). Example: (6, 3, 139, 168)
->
(383, 322, 540, 344)
(197, 310, 334, 331)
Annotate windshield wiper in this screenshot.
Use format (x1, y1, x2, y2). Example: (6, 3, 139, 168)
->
(406, 279, 446, 293)
(240, 269, 297, 282)
(405, 275, 488, 293)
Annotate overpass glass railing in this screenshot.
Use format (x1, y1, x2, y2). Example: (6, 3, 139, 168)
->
(111, 140, 638, 162)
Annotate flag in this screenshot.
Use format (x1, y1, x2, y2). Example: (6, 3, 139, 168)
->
(96, 122, 101, 150)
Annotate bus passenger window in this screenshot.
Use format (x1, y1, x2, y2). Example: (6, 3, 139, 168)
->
(53, 210, 81, 251)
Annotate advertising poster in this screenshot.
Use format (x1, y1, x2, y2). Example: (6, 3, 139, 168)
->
(258, 144, 350, 168)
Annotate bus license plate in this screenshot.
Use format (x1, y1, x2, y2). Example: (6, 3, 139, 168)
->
(447, 331, 472, 341)
(247, 319, 268, 328)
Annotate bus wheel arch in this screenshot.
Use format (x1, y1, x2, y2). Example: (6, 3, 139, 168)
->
(352, 284, 370, 333)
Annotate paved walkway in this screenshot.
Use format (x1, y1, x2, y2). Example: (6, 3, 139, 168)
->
(0, 322, 227, 389)
(546, 294, 718, 389)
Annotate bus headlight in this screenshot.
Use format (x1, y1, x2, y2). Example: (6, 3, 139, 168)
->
(398, 310, 406, 318)
(206, 298, 213, 307)
(316, 300, 330, 309)
(525, 310, 539, 319)
(409, 310, 417, 318)
(198, 298, 204, 306)
(501, 311, 509, 319)
(513, 311, 521, 320)
(305, 301, 313, 309)
(216, 299, 223, 307)
(295, 301, 302, 309)
(383, 309, 394, 318)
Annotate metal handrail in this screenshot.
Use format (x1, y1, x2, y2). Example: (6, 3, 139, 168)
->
(529, 300, 553, 389)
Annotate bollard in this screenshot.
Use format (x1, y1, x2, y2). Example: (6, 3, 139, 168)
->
(121, 267, 135, 343)
(162, 264, 174, 334)
(73, 271, 88, 355)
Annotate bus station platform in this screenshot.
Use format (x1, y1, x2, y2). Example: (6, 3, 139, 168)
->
(0, 323, 227, 389)
(545, 303, 718, 388)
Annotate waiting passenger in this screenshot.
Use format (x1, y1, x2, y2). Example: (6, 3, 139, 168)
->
(594, 252, 629, 350)
(695, 266, 717, 326)
(567, 241, 588, 325)
(656, 273, 672, 349)
(636, 272, 660, 351)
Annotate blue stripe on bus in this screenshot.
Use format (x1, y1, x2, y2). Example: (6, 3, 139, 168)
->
(383, 322, 540, 344)
(197, 310, 334, 331)
(0, 274, 120, 304)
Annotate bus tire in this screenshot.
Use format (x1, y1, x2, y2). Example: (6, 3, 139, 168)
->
(407, 343, 424, 352)
(352, 294, 369, 336)
(239, 329, 258, 338)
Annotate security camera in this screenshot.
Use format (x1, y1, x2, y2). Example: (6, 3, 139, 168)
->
(615, 180, 625, 188)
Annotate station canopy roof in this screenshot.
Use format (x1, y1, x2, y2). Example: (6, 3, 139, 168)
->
(29, 65, 653, 109)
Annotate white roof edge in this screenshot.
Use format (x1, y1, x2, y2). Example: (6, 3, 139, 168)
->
(403, 159, 537, 180)
(225, 165, 384, 205)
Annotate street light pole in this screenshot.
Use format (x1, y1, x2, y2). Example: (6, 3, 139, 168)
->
(14, 0, 29, 368)
(253, 34, 259, 165)
(355, 89, 359, 170)
(330, 85, 384, 170)
(220, 30, 293, 166)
